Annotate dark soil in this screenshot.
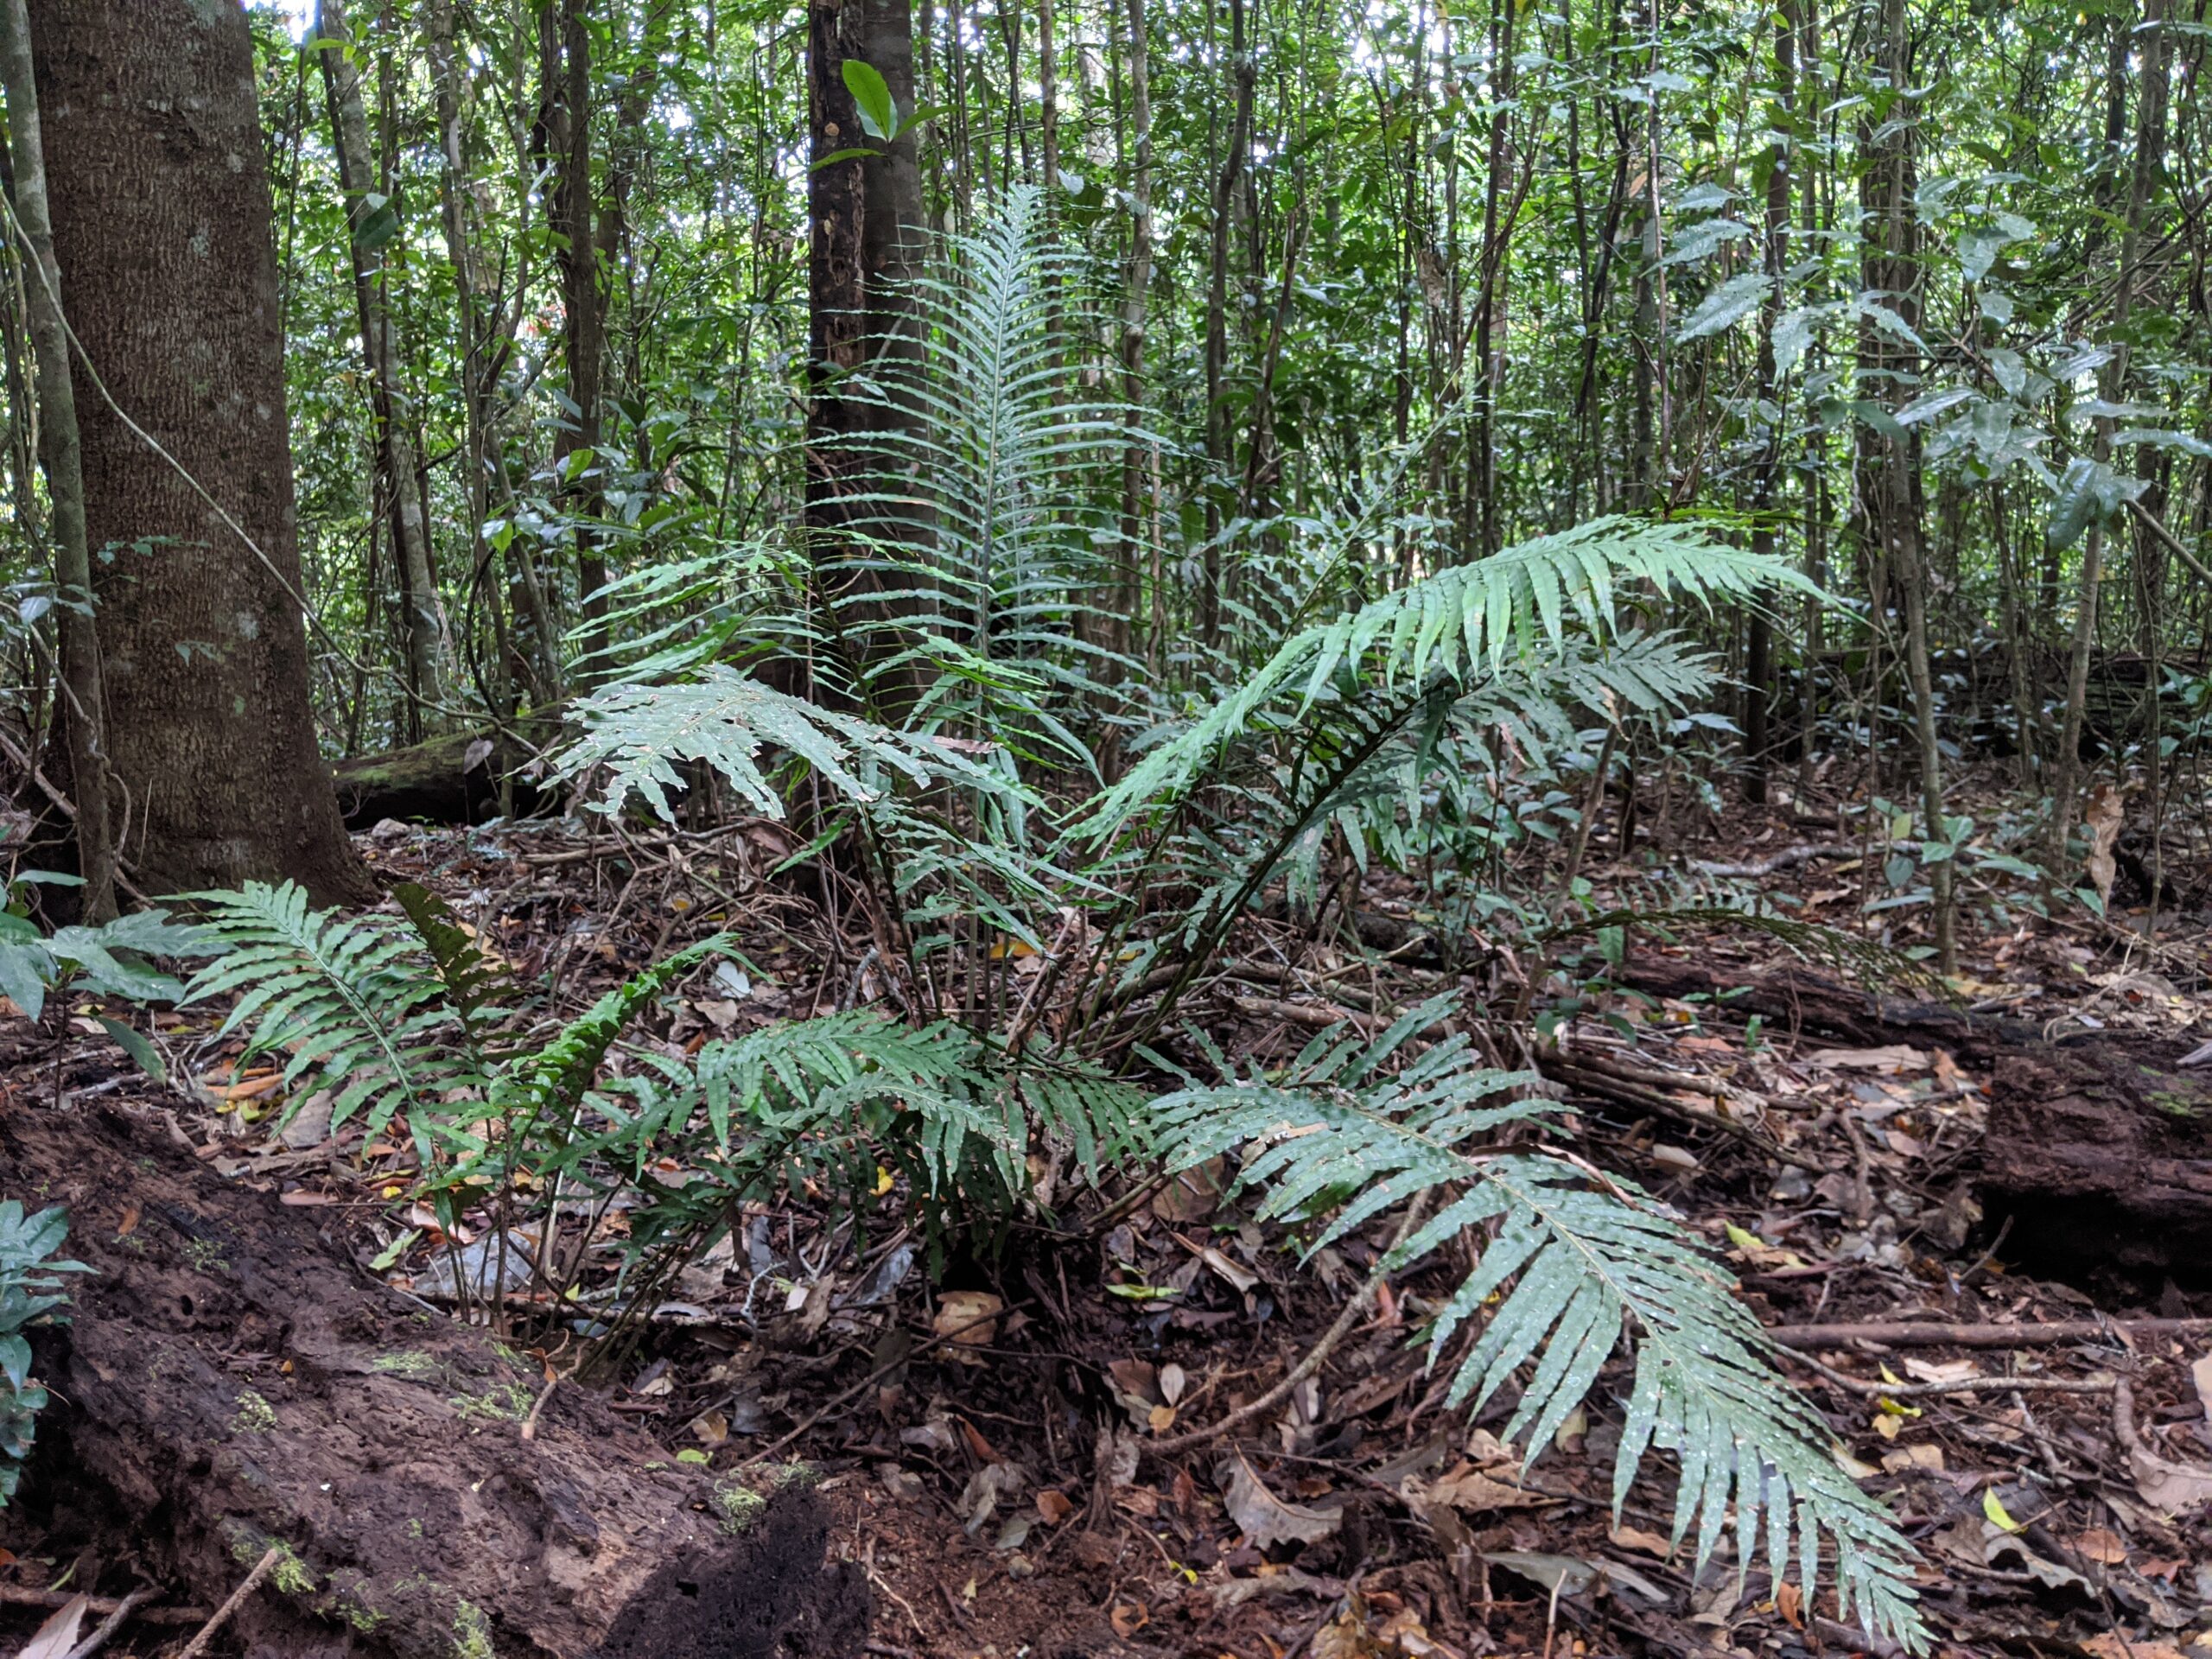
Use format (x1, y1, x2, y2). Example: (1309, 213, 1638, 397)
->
(0, 1101, 866, 1659)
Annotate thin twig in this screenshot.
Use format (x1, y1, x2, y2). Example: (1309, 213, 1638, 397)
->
(1779, 1347, 2115, 1398)
(1768, 1316, 2212, 1349)
(175, 1548, 281, 1659)
(60, 1589, 154, 1659)
(1147, 1198, 1427, 1456)
(0, 1586, 204, 1626)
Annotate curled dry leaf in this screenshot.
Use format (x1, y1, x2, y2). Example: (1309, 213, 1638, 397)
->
(13, 1594, 89, 1659)
(1217, 1449, 1341, 1548)
(932, 1289, 1002, 1360)
(1034, 1488, 1075, 1525)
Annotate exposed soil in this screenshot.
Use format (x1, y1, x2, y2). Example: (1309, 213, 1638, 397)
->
(0, 1101, 867, 1659)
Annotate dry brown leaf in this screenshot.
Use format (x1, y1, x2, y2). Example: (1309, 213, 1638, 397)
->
(2192, 1351, 2212, 1431)
(1806, 1044, 1929, 1074)
(2082, 1637, 2184, 1659)
(1403, 1462, 1549, 1515)
(2083, 783, 2125, 909)
(1218, 1449, 1341, 1548)
(1034, 1489, 1075, 1525)
(1108, 1601, 1147, 1638)
(1608, 1523, 1674, 1557)
(13, 1595, 88, 1659)
(2071, 1527, 2127, 1566)
(1773, 1580, 1804, 1628)
(1880, 1444, 1945, 1473)
(932, 1289, 1001, 1360)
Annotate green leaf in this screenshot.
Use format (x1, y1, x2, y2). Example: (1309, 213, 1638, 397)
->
(352, 191, 402, 252)
(1674, 271, 1766, 341)
(97, 1016, 166, 1084)
(0, 942, 52, 1023)
(841, 60, 898, 142)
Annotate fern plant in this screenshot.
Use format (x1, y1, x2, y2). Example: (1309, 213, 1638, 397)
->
(0, 1202, 84, 1506)
(829, 181, 1135, 733)
(1151, 1001, 1924, 1649)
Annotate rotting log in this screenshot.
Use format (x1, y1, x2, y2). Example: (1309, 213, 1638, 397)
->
(331, 729, 543, 828)
(1612, 956, 2031, 1058)
(1977, 1039, 2212, 1291)
(0, 1102, 867, 1659)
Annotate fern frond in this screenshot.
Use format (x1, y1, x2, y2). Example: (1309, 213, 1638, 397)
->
(395, 881, 513, 1038)
(1152, 1001, 1925, 1651)
(556, 664, 1013, 823)
(1303, 517, 1813, 695)
(1081, 520, 1784, 843)
(183, 882, 484, 1146)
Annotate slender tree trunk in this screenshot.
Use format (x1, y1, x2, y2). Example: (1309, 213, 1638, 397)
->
(1200, 0, 1254, 646)
(1112, 0, 1154, 667)
(1470, 0, 1514, 557)
(317, 0, 447, 733)
(537, 0, 607, 676)
(0, 0, 113, 918)
(26, 0, 371, 902)
(1742, 0, 1796, 804)
(1036, 0, 1059, 189)
(2048, 0, 2166, 864)
(1859, 0, 1952, 972)
(805, 0, 927, 705)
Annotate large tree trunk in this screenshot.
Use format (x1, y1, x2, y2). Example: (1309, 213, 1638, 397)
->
(27, 0, 371, 905)
(2, 1102, 867, 1659)
(804, 0, 926, 705)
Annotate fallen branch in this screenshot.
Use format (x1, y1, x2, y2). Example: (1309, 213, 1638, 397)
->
(1536, 1053, 1833, 1176)
(0, 1586, 205, 1627)
(1768, 1317, 2212, 1350)
(1227, 993, 1378, 1032)
(60, 1588, 156, 1659)
(175, 1547, 280, 1659)
(1688, 843, 1856, 879)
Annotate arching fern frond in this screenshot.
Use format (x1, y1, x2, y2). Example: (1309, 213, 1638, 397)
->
(1080, 518, 1789, 843)
(183, 881, 485, 1146)
(1152, 999, 1925, 1652)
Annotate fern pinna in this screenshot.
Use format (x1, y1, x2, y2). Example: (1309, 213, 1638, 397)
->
(1151, 1000, 1924, 1649)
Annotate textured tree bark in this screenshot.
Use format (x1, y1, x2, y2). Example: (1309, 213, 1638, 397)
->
(1110, 0, 1154, 673)
(538, 0, 607, 677)
(1858, 0, 1953, 973)
(3, 1103, 867, 1659)
(804, 0, 926, 705)
(317, 0, 449, 731)
(0, 0, 116, 920)
(26, 0, 371, 904)
(1740, 0, 1796, 805)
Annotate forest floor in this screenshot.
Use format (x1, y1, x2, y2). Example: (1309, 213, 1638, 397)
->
(3, 772, 2210, 1659)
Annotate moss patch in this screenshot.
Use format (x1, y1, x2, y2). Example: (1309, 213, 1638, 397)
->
(448, 1381, 534, 1423)
(231, 1389, 277, 1434)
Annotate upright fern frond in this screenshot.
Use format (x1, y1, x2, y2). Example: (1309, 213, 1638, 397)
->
(830, 184, 1139, 734)
(1152, 1001, 1925, 1651)
(184, 881, 484, 1145)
